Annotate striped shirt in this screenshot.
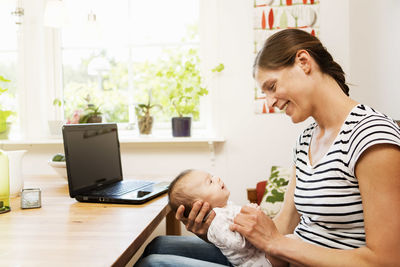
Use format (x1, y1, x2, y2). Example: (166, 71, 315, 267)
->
(293, 104, 400, 249)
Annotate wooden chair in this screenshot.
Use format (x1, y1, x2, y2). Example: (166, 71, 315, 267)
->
(247, 180, 267, 205)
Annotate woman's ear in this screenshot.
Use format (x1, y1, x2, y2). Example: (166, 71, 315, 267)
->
(295, 50, 312, 74)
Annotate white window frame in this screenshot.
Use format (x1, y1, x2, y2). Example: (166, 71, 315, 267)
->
(17, 0, 222, 140)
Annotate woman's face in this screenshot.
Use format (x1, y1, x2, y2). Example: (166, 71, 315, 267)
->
(254, 62, 314, 123)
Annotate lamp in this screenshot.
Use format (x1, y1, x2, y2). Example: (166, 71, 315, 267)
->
(88, 57, 110, 90)
(43, 0, 67, 28)
(11, 0, 24, 25)
(85, 9, 102, 42)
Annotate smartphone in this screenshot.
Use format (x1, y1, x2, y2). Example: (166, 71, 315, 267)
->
(202, 210, 212, 222)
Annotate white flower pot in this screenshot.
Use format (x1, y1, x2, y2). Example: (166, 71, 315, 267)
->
(48, 120, 64, 136)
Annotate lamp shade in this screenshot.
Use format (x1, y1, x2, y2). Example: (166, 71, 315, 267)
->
(43, 0, 67, 28)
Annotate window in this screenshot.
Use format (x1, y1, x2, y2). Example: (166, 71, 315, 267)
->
(2, 0, 220, 140)
(61, 0, 200, 129)
(0, 0, 18, 136)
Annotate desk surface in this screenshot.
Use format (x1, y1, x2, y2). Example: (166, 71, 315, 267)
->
(0, 176, 171, 267)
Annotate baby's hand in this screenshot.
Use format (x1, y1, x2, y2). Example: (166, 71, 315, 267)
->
(246, 203, 260, 209)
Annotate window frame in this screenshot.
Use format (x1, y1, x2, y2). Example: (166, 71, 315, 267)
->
(62, 1, 203, 131)
(17, 0, 222, 139)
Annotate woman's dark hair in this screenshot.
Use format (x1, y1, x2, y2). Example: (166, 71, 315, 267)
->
(254, 29, 349, 96)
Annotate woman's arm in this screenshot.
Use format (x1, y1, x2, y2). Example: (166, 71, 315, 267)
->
(267, 166, 300, 267)
(232, 144, 400, 266)
(273, 166, 300, 235)
(174, 166, 300, 242)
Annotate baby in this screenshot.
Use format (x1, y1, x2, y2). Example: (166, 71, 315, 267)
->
(168, 169, 272, 267)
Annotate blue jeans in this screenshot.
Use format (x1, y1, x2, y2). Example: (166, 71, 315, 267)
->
(134, 235, 233, 267)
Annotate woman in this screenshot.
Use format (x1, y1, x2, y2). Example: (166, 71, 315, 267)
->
(135, 29, 400, 266)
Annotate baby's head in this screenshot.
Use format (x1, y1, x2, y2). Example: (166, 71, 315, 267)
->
(168, 169, 230, 217)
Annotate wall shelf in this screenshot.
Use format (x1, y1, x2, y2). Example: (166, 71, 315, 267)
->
(0, 136, 225, 166)
(0, 136, 225, 145)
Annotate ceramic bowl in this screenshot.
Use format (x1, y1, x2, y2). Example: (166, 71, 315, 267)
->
(48, 160, 68, 180)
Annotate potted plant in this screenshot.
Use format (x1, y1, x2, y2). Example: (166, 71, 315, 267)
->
(135, 90, 162, 135)
(156, 48, 224, 137)
(48, 98, 65, 136)
(79, 95, 103, 123)
(0, 75, 15, 139)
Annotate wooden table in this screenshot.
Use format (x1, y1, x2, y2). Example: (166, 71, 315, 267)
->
(0, 176, 180, 267)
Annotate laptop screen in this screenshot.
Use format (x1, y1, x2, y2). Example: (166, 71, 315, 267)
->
(62, 123, 123, 196)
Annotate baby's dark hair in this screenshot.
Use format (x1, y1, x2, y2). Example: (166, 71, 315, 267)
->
(168, 169, 196, 218)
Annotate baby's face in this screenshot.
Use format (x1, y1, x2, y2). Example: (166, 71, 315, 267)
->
(185, 170, 230, 208)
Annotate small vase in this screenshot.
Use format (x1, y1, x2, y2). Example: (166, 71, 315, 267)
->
(0, 149, 10, 214)
(138, 116, 154, 135)
(0, 122, 11, 140)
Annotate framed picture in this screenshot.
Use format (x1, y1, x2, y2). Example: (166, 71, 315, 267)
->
(253, 0, 320, 114)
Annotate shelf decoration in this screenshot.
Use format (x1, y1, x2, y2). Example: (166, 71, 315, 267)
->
(253, 0, 320, 114)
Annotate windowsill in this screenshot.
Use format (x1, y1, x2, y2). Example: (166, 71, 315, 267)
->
(0, 134, 225, 145)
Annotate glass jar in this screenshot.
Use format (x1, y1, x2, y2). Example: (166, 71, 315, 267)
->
(0, 149, 10, 214)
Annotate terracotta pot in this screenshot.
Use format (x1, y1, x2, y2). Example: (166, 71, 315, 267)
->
(87, 116, 102, 123)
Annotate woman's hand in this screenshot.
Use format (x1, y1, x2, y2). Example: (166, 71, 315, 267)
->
(175, 200, 216, 240)
(230, 205, 282, 253)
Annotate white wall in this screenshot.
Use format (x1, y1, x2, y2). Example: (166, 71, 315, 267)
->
(7, 0, 399, 206)
(319, 0, 349, 74)
(348, 0, 400, 119)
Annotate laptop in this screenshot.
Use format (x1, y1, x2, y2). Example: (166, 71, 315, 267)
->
(62, 123, 169, 204)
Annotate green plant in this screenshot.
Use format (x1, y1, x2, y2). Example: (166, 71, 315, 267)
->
(51, 97, 64, 120)
(53, 98, 63, 107)
(135, 90, 162, 118)
(62, 49, 130, 123)
(259, 166, 291, 218)
(79, 95, 103, 123)
(0, 75, 15, 132)
(155, 48, 224, 119)
(135, 90, 162, 134)
(52, 153, 65, 162)
(263, 166, 290, 204)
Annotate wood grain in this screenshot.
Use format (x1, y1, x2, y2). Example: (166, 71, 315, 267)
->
(0, 175, 177, 267)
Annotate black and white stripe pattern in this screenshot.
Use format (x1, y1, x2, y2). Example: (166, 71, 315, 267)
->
(293, 104, 400, 249)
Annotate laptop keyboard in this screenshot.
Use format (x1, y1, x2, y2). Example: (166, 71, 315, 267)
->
(91, 180, 153, 196)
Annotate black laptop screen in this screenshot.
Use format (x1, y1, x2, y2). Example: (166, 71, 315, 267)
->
(63, 124, 123, 194)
